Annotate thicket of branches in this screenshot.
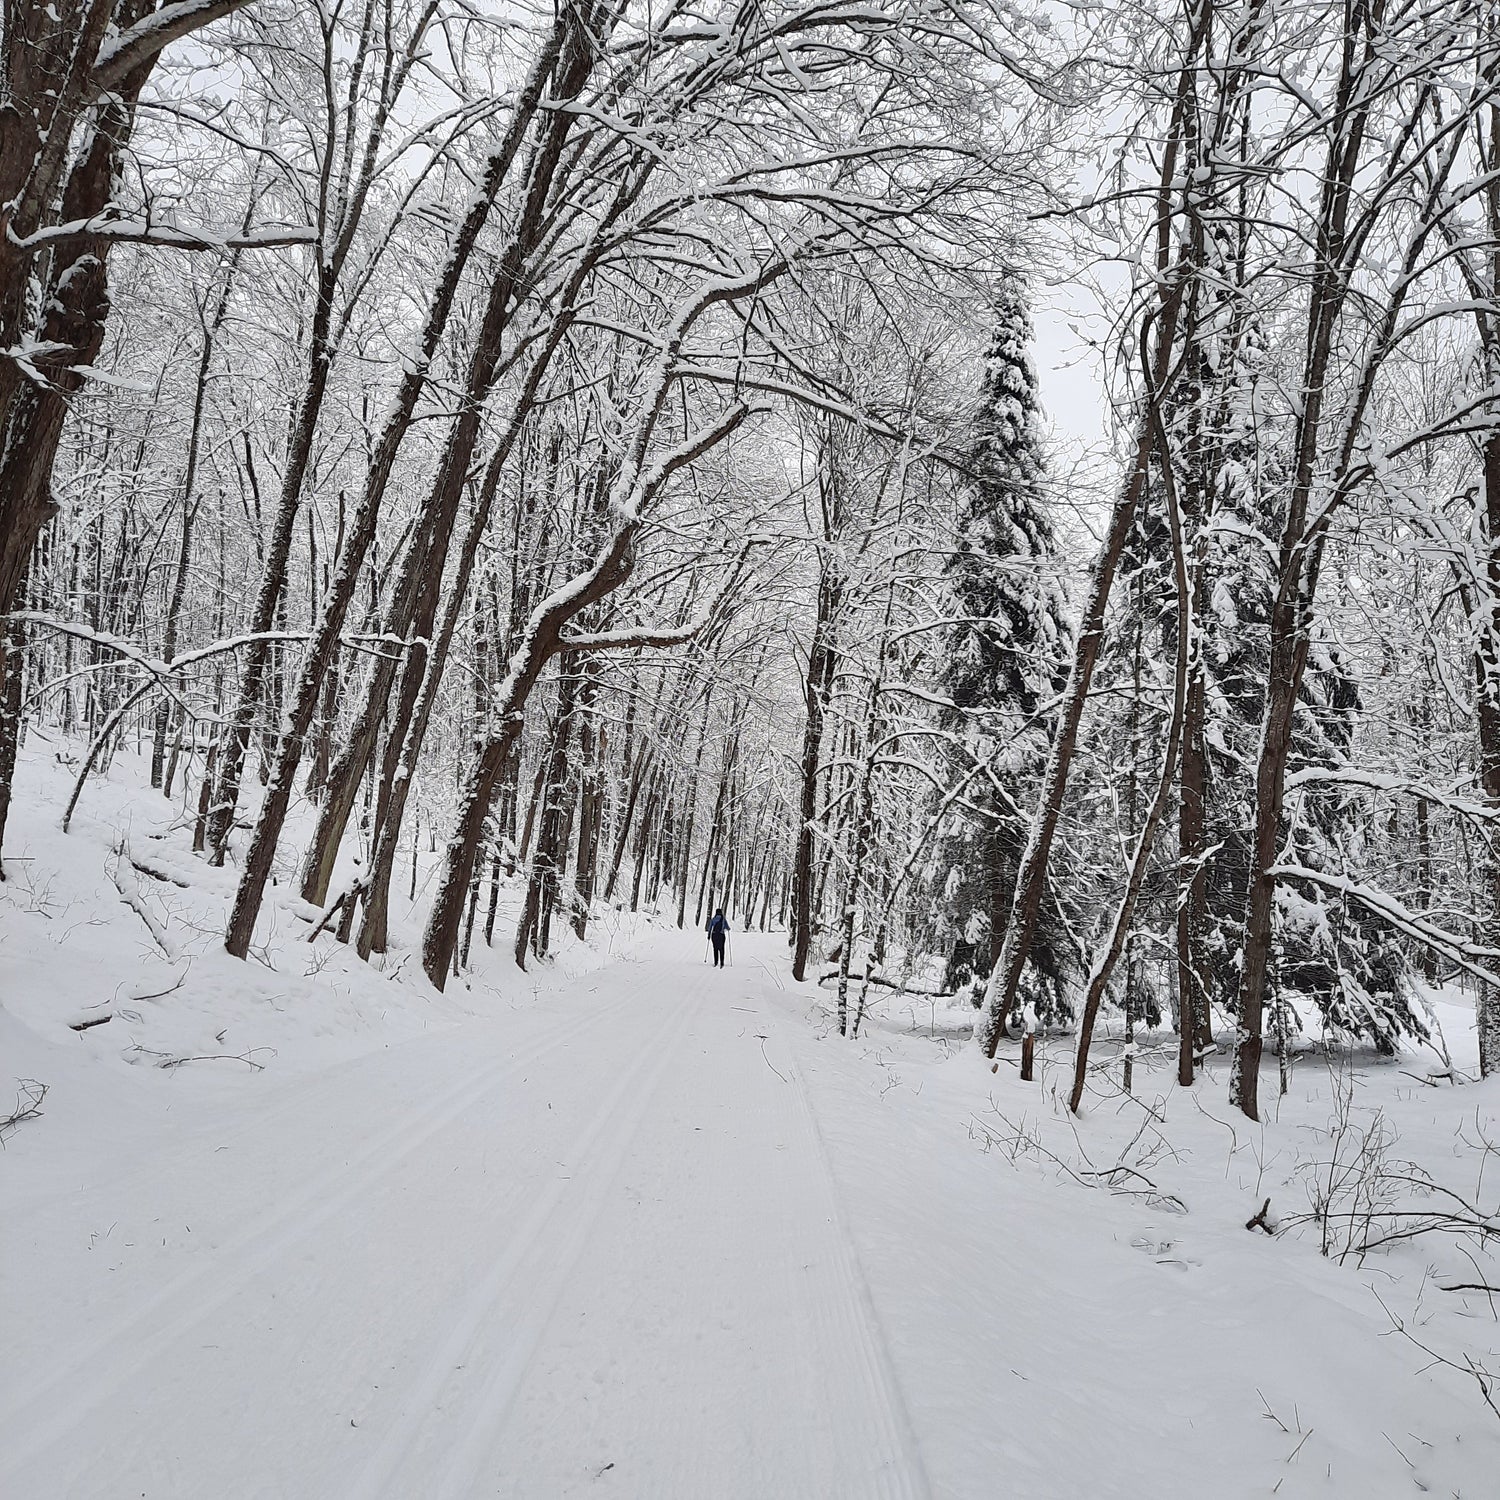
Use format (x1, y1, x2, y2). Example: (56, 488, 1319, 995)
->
(6, 0, 1500, 1120)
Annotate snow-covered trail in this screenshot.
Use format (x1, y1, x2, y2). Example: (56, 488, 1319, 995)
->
(0, 941, 929, 1499)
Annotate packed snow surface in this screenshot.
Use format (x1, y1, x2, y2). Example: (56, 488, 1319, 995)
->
(3, 749, 1499, 1497)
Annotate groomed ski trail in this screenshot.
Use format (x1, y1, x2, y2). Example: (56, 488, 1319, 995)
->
(0, 945, 931, 1499)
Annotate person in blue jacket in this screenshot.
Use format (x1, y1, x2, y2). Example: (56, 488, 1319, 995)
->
(707, 909, 730, 968)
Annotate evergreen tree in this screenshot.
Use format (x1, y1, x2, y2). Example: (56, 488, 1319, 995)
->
(934, 275, 1071, 1019)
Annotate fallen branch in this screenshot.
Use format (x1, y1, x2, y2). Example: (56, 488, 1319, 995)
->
(308, 878, 365, 943)
(1398, 1070, 1442, 1089)
(129, 855, 190, 889)
(0, 1079, 47, 1141)
(108, 843, 177, 958)
(1377, 1292, 1500, 1425)
(158, 1049, 273, 1073)
(816, 969, 951, 998)
(971, 1110, 1188, 1214)
(130, 971, 188, 1003)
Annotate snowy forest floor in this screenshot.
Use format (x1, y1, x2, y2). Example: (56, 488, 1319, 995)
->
(3, 743, 1500, 1498)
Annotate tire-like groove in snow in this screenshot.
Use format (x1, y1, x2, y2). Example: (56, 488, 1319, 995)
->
(348, 990, 697, 1500)
(0, 994, 633, 1476)
(777, 1016, 933, 1500)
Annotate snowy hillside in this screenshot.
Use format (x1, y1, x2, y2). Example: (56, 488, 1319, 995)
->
(3, 748, 1498, 1498)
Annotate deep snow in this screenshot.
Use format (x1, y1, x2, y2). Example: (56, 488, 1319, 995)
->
(3, 743, 1499, 1497)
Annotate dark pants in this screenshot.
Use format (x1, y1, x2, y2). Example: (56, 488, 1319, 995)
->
(711, 935, 726, 968)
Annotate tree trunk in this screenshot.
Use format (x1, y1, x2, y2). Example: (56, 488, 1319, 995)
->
(675, 709, 712, 928)
(571, 661, 604, 941)
(153, 255, 239, 788)
(1177, 658, 1209, 1084)
(1069, 427, 1192, 1112)
(515, 661, 580, 966)
(1476, 428, 1500, 1077)
(791, 566, 840, 980)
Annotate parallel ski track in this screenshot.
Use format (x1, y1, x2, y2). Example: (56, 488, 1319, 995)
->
(349, 988, 698, 1500)
(776, 1016, 933, 1500)
(0, 986, 639, 1479)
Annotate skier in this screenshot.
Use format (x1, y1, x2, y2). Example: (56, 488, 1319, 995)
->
(707, 909, 730, 968)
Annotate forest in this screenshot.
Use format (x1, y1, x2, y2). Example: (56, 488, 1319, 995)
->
(5, 0, 1500, 1128)
(9, 4, 1500, 1494)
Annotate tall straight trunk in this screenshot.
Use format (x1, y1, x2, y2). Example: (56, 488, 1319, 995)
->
(698, 820, 722, 931)
(654, 799, 675, 912)
(571, 662, 604, 940)
(1069, 419, 1192, 1112)
(599, 676, 650, 901)
(483, 850, 504, 946)
(1471, 103, 1500, 1077)
(739, 804, 770, 928)
(603, 747, 650, 902)
(153, 254, 240, 788)
(1474, 429, 1500, 1076)
(1229, 0, 1412, 1119)
(675, 709, 712, 928)
(791, 567, 840, 980)
(720, 777, 739, 919)
(459, 857, 484, 969)
(836, 713, 881, 1037)
(515, 663, 580, 966)
(1177, 659, 1209, 1083)
(0, 621, 24, 868)
(629, 777, 661, 913)
(696, 738, 737, 928)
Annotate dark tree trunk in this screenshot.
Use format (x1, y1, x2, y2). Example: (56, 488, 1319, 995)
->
(515, 661, 581, 966)
(791, 566, 840, 981)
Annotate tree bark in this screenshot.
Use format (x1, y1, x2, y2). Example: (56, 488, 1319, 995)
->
(152, 251, 241, 788)
(791, 565, 841, 980)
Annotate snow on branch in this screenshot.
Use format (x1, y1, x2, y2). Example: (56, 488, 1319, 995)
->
(9, 215, 316, 254)
(8, 615, 406, 688)
(1269, 864, 1500, 988)
(559, 546, 753, 654)
(1285, 767, 1500, 824)
(93, 0, 254, 95)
